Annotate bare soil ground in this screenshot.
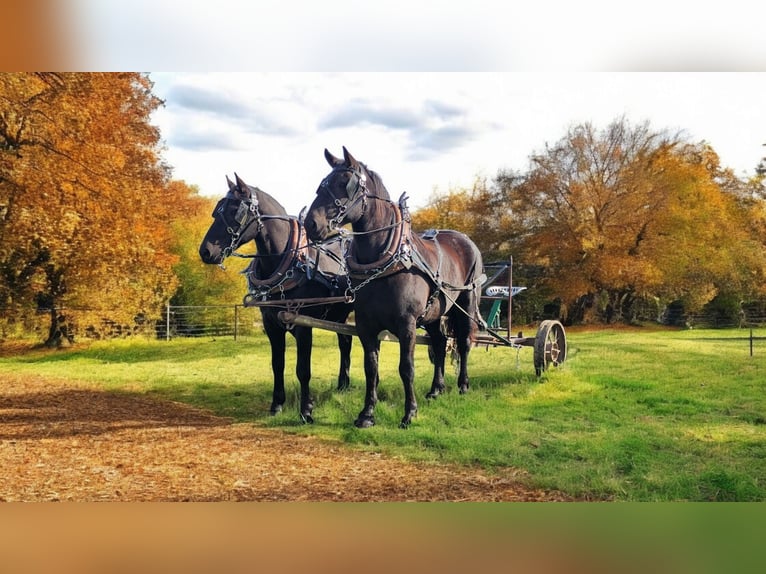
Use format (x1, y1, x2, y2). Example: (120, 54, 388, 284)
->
(0, 373, 570, 501)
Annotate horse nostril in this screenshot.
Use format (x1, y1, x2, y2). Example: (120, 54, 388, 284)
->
(199, 246, 212, 262)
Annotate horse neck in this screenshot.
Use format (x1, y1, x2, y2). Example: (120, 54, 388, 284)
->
(350, 197, 397, 264)
(252, 218, 293, 274)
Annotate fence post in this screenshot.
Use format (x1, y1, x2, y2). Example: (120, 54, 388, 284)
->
(234, 304, 239, 341)
(166, 303, 171, 342)
(507, 255, 513, 339)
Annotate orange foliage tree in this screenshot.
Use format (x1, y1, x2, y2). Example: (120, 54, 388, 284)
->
(0, 73, 196, 345)
(411, 177, 505, 258)
(493, 118, 766, 323)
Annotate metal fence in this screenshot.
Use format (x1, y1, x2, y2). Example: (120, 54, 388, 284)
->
(0, 304, 264, 342)
(160, 304, 263, 340)
(4, 303, 766, 344)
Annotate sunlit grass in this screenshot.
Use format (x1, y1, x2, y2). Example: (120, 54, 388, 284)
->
(1, 326, 764, 500)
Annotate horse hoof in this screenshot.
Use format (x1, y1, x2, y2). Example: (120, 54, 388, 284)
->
(336, 381, 350, 392)
(270, 404, 283, 416)
(354, 416, 375, 428)
(426, 386, 445, 399)
(300, 412, 314, 424)
(458, 385, 469, 395)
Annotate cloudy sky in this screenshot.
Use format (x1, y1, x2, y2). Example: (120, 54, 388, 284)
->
(149, 73, 766, 215)
(62, 1, 765, 215)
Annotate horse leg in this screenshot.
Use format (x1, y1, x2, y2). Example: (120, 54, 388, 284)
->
(452, 309, 473, 394)
(265, 321, 287, 415)
(336, 333, 352, 391)
(424, 323, 447, 399)
(354, 334, 380, 428)
(294, 326, 315, 423)
(397, 326, 419, 428)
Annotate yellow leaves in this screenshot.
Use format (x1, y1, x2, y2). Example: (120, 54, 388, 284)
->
(1, 73, 186, 330)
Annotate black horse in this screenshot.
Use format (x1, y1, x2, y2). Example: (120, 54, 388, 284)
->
(199, 174, 353, 423)
(304, 147, 486, 428)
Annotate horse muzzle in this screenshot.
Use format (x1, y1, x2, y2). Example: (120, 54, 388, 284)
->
(304, 212, 331, 241)
(199, 243, 224, 265)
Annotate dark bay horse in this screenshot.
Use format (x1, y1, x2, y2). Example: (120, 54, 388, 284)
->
(199, 174, 353, 423)
(304, 147, 486, 428)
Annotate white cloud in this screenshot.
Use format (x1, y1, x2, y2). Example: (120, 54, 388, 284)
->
(150, 73, 766, 218)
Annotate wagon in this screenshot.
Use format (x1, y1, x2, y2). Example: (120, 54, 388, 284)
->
(244, 257, 567, 376)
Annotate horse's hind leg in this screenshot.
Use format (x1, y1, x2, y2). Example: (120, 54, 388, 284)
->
(294, 326, 315, 423)
(424, 322, 447, 399)
(452, 302, 474, 394)
(336, 333, 352, 391)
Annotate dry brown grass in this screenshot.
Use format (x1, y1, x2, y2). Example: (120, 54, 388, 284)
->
(0, 373, 570, 501)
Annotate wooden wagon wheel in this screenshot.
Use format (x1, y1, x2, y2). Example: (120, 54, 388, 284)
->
(533, 320, 567, 376)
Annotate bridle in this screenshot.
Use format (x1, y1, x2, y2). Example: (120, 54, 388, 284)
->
(317, 165, 370, 230)
(214, 188, 265, 262)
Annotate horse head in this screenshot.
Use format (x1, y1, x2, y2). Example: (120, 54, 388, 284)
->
(305, 146, 387, 241)
(198, 173, 271, 265)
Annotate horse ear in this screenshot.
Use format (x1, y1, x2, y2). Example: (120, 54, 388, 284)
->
(233, 173, 250, 198)
(342, 146, 359, 168)
(324, 148, 344, 168)
(226, 175, 236, 191)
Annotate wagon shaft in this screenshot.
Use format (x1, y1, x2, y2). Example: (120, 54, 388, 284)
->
(277, 311, 431, 345)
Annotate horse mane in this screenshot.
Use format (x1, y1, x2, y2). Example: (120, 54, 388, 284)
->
(246, 184, 289, 217)
(360, 163, 390, 200)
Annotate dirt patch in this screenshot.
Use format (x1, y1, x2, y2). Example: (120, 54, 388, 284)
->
(0, 374, 570, 501)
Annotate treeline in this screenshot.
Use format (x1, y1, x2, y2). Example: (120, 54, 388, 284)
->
(0, 73, 243, 346)
(3, 75, 765, 345)
(413, 117, 766, 325)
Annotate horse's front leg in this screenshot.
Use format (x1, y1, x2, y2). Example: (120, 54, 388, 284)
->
(397, 327, 418, 428)
(336, 333, 352, 391)
(264, 320, 286, 415)
(354, 335, 380, 428)
(294, 326, 315, 423)
(424, 323, 447, 399)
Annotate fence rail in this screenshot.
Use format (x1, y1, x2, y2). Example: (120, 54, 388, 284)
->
(4, 304, 766, 344)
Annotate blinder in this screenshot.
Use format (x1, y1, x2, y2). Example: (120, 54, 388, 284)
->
(214, 189, 263, 248)
(320, 167, 367, 200)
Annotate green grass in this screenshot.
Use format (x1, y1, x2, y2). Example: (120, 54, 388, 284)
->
(1, 326, 765, 501)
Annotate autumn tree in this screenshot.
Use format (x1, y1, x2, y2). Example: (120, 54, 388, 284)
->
(0, 73, 190, 345)
(411, 177, 506, 258)
(494, 117, 766, 323)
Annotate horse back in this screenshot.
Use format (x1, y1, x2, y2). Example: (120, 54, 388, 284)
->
(411, 229, 484, 288)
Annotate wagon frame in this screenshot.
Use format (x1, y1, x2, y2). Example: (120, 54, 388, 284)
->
(243, 256, 567, 376)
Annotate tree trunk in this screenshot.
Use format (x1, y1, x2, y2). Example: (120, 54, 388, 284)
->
(44, 307, 74, 348)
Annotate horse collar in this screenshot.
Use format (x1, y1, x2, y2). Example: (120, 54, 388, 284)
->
(247, 218, 305, 297)
(346, 201, 409, 279)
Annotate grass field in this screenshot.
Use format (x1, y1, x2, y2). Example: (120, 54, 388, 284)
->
(1, 325, 764, 501)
